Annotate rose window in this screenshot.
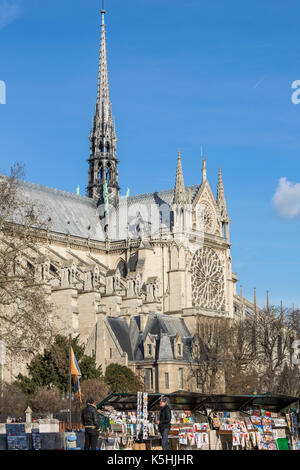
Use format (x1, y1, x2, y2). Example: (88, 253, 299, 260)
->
(191, 246, 225, 310)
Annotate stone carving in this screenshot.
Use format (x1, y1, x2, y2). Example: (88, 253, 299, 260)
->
(191, 246, 225, 310)
(60, 262, 78, 288)
(146, 277, 161, 302)
(199, 200, 216, 234)
(127, 273, 142, 298)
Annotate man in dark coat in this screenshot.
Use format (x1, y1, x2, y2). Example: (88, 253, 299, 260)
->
(81, 398, 100, 450)
(157, 397, 171, 450)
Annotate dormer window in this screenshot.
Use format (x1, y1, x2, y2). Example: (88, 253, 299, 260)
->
(148, 344, 152, 356)
(177, 344, 182, 356)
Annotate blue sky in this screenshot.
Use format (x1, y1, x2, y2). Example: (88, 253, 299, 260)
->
(1, 0, 300, 308)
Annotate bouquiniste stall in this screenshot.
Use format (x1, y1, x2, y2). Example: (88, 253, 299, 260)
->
(97, 391, 299, 450)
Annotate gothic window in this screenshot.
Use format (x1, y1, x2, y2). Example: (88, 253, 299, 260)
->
(191, 246, 225, 310)
(97, 167, 103, 180)
(129, 252, 138, 272)
(181, 208, 184, 231)
(170, 210, 174, 230)
(50, 264, 57, 275)
(199, 201, 216, 234)
(117, 260, 127, 279)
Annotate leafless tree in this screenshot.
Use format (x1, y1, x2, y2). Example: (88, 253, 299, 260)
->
(189, 308, 299, 396)
(0, 382, 27, 416)
(71, 379, 109, 411)
(30, 386, 63, 414)
(189, 316, 230, 393)
(0, 163, 54, 359)
(254, 307, 294, 393)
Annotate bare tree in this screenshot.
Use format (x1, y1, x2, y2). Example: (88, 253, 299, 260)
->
(254, 308, 294, 393)
(30, 386, 63, 414)
(189, 316, 229, 393)
(221, 317, 259, 394)
(0, 163, 53, 359)
(72, 378, 109, 410)
(189, 309, 298, 396)
(0, 383, 27, 416)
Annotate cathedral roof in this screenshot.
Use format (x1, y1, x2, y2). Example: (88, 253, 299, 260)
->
(126, 185, 199, 208)
(18, 180, 104, 240)
(17, 179, 201, 241)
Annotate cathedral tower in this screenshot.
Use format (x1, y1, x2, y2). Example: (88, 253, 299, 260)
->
(87, 4, 119, 208)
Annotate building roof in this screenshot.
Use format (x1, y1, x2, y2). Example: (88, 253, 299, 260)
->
(107, 313, 193, 363)
(16, 179, 201, 241)
(18, 180, 104, 240)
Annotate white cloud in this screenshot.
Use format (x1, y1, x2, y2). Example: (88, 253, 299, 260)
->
(0, 0, 21, 30)
(273, 177, 300, 219)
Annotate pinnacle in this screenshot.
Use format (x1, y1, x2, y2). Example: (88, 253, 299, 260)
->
(173, 150, 187, 205)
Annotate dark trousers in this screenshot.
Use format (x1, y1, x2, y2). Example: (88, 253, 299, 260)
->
(160, 427, 170, 450)
(84, 428, 99, 450)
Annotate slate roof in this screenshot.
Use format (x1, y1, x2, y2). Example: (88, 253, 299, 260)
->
(127, 185, 200, 208)
(17, 180, 104, 240)
(107, 313, 193, 363)
(16, 179, 201, 241)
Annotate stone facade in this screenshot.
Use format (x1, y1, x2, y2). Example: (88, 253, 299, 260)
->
(2, 6, 260, 393)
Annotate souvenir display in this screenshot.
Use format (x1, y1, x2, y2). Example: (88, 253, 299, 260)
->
(97, 395, 300, 451)
(6, 424, 28, 451)
(31, 428, 41, 451)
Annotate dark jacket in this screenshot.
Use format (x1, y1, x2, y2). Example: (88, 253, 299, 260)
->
(81, 404, 100, 430)
(158, 404, 171, 431)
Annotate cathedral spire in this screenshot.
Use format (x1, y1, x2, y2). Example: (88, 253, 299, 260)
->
(217, 167, 230, 240)
(216, 168, 229, 219)
(217, 167, 224, 201)
(87, 3, 119, 207)
(96, 4, 110, 114)
(202, 156, 207, 182)
(173, 150, 187, 205)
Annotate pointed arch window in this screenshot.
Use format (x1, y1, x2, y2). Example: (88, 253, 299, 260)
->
(97, 167, 103, 181)
(117, 260, 128, 279)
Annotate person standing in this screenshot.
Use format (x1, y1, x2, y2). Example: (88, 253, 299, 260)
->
(157, 397, 171, 450)
(81, 397, 100, 450)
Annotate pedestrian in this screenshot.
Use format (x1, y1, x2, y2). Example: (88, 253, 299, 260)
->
(156, 397, 171, 450)
(81, 397, 100, 450)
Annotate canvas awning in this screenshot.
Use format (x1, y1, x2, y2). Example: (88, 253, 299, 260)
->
(97, 390, 298, 413)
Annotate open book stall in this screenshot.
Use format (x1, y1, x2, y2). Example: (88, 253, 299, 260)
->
(211, 410, 300, 450)
(97, 391, 299, 451)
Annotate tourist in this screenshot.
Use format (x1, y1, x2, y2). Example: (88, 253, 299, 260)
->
(81, 397, 100, 450)
(157, 397, 171, 450)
